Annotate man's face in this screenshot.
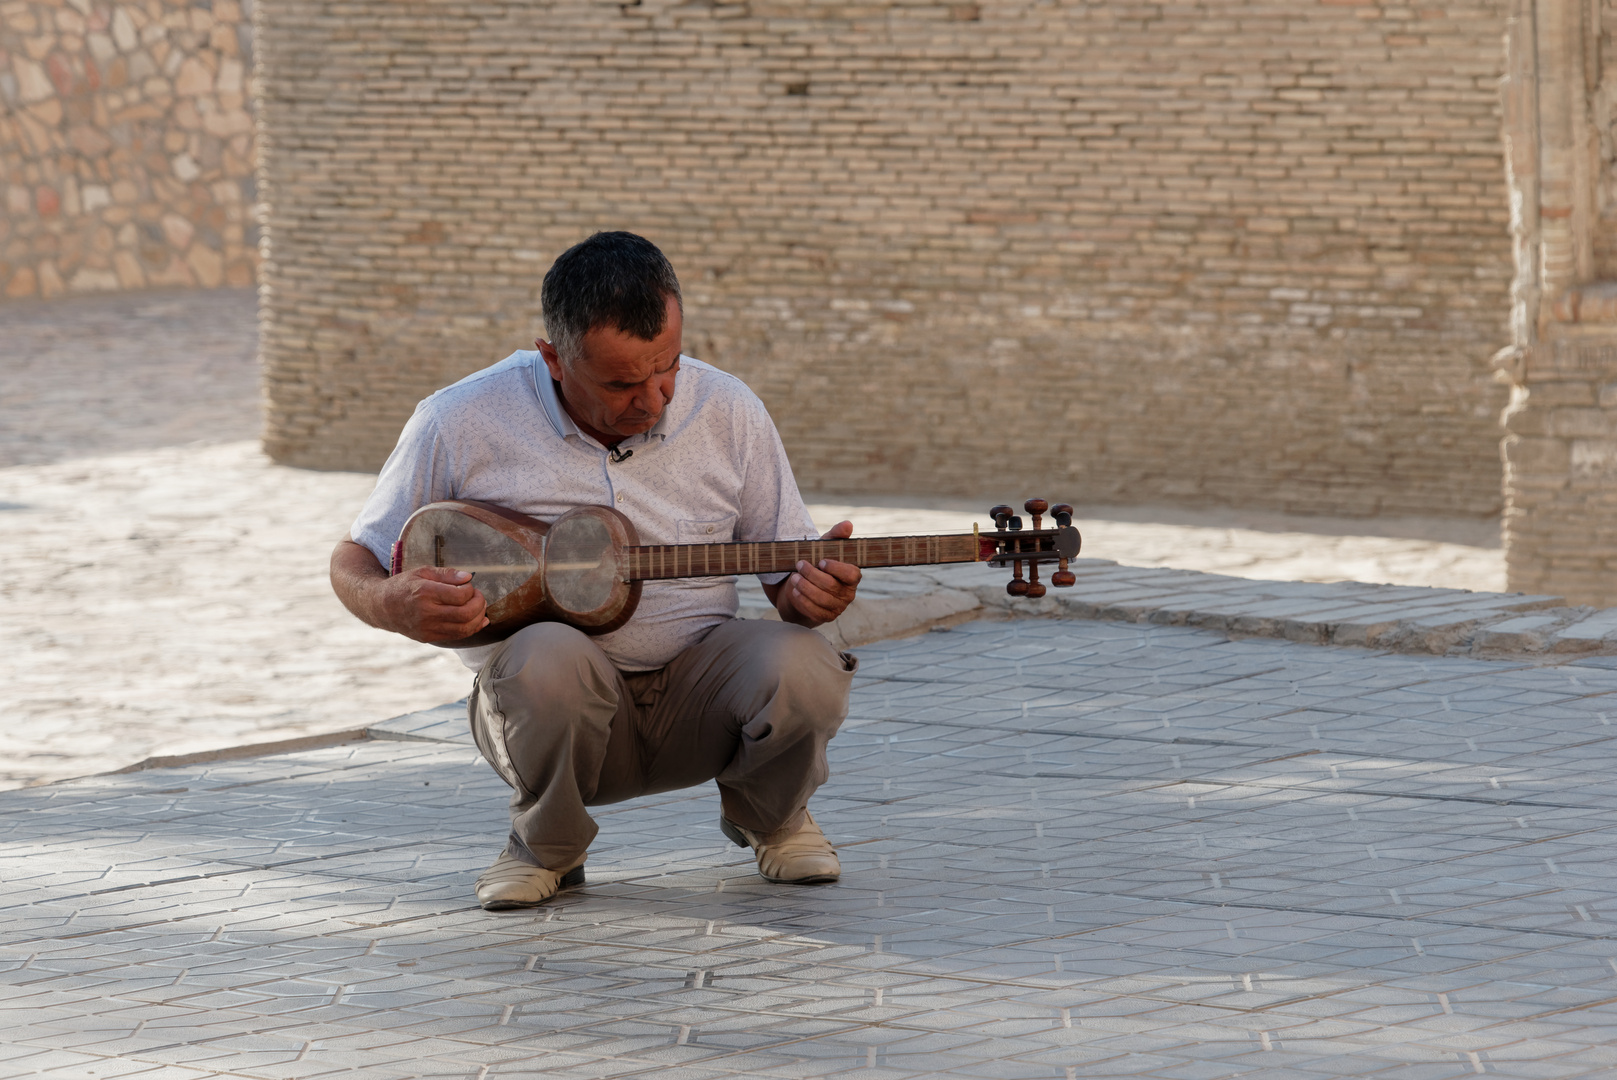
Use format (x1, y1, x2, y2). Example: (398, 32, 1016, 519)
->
(539, 296, 682, 444)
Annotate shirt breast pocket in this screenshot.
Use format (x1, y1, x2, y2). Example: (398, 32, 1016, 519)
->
(677, 516, 738, 544)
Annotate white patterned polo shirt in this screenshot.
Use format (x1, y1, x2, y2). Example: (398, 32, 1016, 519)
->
(349, 350, 818, 671)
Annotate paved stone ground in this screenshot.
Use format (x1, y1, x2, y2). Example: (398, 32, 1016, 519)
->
(0, 440, 475, 790)
(0, 290, 263, 468)
(5, 617, 1617, 1078)
(0, 288, 1509, 789)
(4, 290, 1611, 1076)
(0, 289, 475, 789)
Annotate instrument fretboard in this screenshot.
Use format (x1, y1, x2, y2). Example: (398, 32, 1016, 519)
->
(625, 533, 982, 581)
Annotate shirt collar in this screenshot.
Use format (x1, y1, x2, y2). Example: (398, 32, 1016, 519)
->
(530, 351, 575, 440)
(528, 349, 677, 448)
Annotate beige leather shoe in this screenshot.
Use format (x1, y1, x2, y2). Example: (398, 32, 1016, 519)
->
(720, 810, 840, 884)
(474, 850, 586, 911)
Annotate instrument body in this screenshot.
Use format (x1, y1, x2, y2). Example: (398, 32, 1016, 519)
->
(393, 498, 1081, 649)
(394, 501, 641, 648)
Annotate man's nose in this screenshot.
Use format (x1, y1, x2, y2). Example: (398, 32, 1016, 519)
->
(634, 381, 666, 415)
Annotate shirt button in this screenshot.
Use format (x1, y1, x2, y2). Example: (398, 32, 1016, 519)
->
(706, 525, 714, 534)
(616, 494, 624, 503)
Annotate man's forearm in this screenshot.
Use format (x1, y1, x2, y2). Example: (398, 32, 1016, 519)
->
(331, 537, 393, 630)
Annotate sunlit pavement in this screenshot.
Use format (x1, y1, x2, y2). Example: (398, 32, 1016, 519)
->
(1, 289, 1507, 790)
(4, 617, 1616, 1078)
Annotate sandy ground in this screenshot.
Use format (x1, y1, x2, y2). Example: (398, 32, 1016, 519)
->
(0, 288, 1506, 789)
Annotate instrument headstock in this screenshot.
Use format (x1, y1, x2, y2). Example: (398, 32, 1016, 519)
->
(978, 497, 1082, 597)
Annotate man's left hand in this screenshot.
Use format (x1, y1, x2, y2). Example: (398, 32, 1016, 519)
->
(764, 520, 862, 629)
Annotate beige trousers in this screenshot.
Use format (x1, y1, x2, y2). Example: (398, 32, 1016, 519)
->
(467, 618, 857, 871)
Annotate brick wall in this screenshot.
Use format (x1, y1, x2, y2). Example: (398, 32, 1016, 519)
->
(259, 0, 1512, 517)
(0, 0, 257, 299)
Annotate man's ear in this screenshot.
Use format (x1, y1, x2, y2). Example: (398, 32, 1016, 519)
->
(536, 339, 566, 382)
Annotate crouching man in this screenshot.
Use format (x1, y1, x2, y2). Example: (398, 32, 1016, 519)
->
(329, 232, 861, 909)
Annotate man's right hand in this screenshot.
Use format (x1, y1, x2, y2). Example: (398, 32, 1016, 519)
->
(330, 537, 490, 643)
(378, 566, 490, 643)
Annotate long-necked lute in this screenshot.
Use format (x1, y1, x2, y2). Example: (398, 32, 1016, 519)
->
(391, 498, 1082, 648)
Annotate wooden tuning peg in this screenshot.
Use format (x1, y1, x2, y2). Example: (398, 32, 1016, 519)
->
(1024, 498, 1048, 530)
(1006, 559, 1029, 596)
(1026, 561, 1046, 599)
(989, 504, 1014, 530)
(1052, 499, 1077, 586)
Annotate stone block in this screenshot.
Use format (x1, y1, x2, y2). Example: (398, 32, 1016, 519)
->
(1553, 409, 1617, 439)
(817, 588, 982, 649)
(1469, 613, 1563, 653)
(5, 266, 38, 297)
(1551, 607, 1617, 642)
(174, 56, 212, 95)
(14, 57, 52, 102)
(160, 212, 194, 249)
(1572, 439, 1617, 480)
(112, 7, 137, 51)
(1503, 436, 1569, 474)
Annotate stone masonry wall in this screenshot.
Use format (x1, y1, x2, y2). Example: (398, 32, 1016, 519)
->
(1496, 0, 1617, 605)
(259, 0, 1513, 516)
(0, 0, 257, 299)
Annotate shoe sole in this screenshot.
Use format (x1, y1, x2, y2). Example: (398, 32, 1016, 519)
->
(479, 864, 586, 911)
(719, 816, 750, 849)
(719, 817, 839, 886)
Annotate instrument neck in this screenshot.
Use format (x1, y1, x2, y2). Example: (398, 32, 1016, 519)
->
(625, 534, 981, 581)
